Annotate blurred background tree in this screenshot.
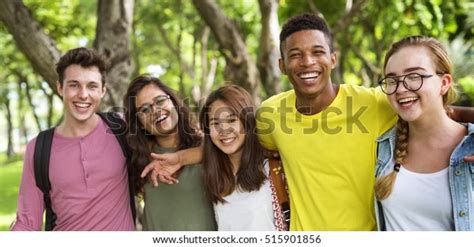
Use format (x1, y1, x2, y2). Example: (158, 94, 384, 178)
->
(0, 0, 472, 231)
(0, 0, 472, 155)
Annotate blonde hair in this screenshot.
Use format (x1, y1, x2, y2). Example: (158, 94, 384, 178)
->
(375, 36, 457, 200)
(383, 35, 457, 107)
(375, 119, 408, 200)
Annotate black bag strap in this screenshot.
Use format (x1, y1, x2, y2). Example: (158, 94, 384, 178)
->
(33, 127, 57, 231)
(97, 112, 137, 224)
(97, 112, 130, 158)
(33, 113, 137, 231)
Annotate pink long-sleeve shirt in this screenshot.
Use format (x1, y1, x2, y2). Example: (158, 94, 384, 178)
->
(11, 119, 134, 231)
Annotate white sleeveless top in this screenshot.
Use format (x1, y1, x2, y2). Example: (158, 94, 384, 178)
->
(213, 161, 276, 231)
(381, 165, 454, 231)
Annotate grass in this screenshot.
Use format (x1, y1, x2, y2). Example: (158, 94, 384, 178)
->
(0, 154, 23, 231)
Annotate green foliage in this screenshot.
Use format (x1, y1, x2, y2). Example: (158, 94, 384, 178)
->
(0, 160, 22, 231)
(0, 0, 473, 156)
(459, 76, 474, 106)
(24, 0, 96, 50)
(0, 0, 473, 230)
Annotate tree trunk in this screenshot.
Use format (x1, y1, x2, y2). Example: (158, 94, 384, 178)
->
(17, 80, 28, 145)
(201, 32, 218, 101)
(47, 95, 54, 128)
(258, 0, 281, 97)
(24, 80, 43, 131)
(191, 25, 217, 106)
(332, 0, 368, 34)
(192, 0, 261, 103)
(156, 19, 195, 81)
(38, 82, 55, 128)
(0, 0, 61, 93)
(4, 99, 15, 158)
(94, 0, 135, 109)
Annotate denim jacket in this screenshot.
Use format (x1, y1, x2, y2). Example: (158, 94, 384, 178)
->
(374, 123, 474, 231)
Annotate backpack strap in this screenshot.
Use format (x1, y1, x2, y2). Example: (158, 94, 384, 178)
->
(97, 112, 137, 225)
(33, 128, 57, 231)
(97, 112, 129, 157)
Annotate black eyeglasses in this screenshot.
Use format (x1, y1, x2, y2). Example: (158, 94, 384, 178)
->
(137, 95, 171, 116)
(378, 72, 440, 95)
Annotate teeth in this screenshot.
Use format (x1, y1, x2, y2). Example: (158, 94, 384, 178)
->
(398, 97, 418, 104)
(221, 138, 235, 144)
(299, 72, 320, 79)
(155, 115, 168, 123)
(74, 103, 91, 108)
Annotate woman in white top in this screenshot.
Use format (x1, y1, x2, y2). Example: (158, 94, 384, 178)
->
(199, 85, 286, 231)
(374, 35, 474, 231)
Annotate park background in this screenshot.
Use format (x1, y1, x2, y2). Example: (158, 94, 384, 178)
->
(0, 0, 472, 231)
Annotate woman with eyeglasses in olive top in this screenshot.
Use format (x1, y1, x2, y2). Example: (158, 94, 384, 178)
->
(123, 75, 216, 230)
(374, 36, 474, 231)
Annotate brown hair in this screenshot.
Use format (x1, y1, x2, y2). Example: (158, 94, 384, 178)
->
(200, 85, 266, 204)
(56, 47, 107, 86)
(123, 75, 201, 193)
(375, 35, 457, 200)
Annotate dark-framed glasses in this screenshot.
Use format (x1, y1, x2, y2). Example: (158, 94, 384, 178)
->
(137, 95, 171, 116)
(378, 72, 436, 95)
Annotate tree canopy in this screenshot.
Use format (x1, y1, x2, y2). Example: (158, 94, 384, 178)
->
(0, 0, 473, 155)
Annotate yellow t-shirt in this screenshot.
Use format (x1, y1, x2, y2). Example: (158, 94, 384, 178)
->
(256, 84, 397, 231)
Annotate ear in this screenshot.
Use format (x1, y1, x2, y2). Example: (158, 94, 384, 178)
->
(439, 73, 453, 96)
(330, 52, 337, 69)
(101, 84, 107, 98)
(56, 81, 63, 97)
(278, 58, 287, 75)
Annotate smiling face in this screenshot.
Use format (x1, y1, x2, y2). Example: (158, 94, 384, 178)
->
(384, 46, 452, 122)
(57, 64, 106, 125)
(208, 100, 246, 162)
(135, 84, 179, 137)
(279, 29, 336, 99)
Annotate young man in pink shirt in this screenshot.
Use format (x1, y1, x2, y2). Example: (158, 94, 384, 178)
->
(11, 48, 135, 231)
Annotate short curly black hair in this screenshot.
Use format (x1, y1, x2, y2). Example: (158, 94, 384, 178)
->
(279, 13, 334, 57)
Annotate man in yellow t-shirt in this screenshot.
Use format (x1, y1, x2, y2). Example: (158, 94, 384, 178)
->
(256, 13, 397, 230)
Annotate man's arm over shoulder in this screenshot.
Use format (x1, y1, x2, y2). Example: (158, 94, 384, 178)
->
(450, 106, 474, 123)
(371, 87, 398, 136)
(256, 102, 278, 151)
(11, 139, 45, 231)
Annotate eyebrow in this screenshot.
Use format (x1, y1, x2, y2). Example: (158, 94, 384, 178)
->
(385, 67, 427, 77)
(65, 80, 100, 85)
(137, 95, 168, 110)
(136, 103, 151, 112)
(209, 113, 236, 122)
(287, 45, 325, 53)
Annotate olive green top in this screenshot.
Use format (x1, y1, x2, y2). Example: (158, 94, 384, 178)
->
(142, 146, 216, 231)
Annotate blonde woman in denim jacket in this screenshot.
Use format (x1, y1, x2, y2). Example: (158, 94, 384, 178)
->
(374, 36, 474, 231)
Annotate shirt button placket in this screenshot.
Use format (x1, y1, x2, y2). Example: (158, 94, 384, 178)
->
(80, 139, 89, 181)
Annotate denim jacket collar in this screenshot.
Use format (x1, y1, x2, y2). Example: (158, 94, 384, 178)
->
(450, 123, 474, 167)
(376, 125, 397, 143)
(375, 123, 474, 173)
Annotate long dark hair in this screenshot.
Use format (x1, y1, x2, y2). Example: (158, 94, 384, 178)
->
(124, 75, 201, 192)
(200, 85, 266, 204)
